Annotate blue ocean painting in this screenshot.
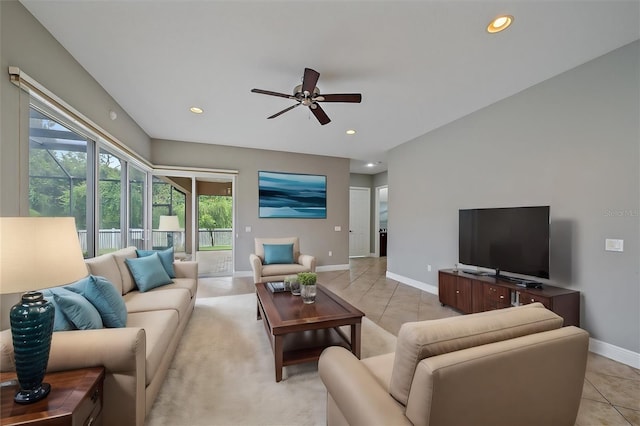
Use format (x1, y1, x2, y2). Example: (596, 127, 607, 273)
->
(259, 171, 327, 218)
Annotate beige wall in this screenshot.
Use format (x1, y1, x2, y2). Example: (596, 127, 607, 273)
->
(388, 41, 640, 355)
(152, 139, 350, 271)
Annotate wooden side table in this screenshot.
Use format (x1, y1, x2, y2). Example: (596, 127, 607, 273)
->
(1, 367, 104, 426)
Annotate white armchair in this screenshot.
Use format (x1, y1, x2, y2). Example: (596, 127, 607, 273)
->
(249, 237, 316, 283)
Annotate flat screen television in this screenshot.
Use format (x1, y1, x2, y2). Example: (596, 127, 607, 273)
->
(459, 206, 550, 279)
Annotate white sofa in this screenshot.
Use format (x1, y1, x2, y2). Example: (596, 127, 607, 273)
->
(0, 246, 198, 426)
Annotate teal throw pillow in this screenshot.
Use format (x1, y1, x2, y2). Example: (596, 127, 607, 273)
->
(49, 288, 103, 330)
(125, 252, 173, 292)
(263, 243, 294, 265)
(41, 288, 74, 331)
(65, 275, 127, 328)
(136, 247, 176, 278)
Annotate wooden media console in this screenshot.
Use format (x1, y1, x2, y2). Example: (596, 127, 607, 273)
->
(438, 269, 580, 326)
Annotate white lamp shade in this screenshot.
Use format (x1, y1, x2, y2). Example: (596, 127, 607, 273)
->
(0, 217, 88, 294)
(158, 215, 182, 232)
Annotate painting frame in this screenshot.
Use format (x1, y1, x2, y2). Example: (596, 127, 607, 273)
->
(258, 171, 327, 219)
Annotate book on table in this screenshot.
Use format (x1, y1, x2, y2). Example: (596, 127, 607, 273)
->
(266, 281, 286, 293)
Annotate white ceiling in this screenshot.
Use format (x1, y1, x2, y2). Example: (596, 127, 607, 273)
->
(20, 1, 640, 174)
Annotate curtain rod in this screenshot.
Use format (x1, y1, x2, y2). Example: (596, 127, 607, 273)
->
(9, 66, 152, 169)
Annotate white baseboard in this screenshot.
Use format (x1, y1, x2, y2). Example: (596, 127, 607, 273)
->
(386, 271, 439, 295)
(317, 264, 350, 272)
(386, 272, 640, 370)
(589, 338, 640, 369)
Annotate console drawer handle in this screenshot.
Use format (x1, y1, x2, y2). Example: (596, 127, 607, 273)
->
(91, 388, 99, 403)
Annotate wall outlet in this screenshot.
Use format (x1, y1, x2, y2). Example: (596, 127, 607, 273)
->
(245, 226, 251, 232)
(427, 264, 432, 272)
(329, 251, 332, 256)
(605, 238, 624, 252)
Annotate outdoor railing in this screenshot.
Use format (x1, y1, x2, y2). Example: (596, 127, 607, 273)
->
(78, 228, 233, 252)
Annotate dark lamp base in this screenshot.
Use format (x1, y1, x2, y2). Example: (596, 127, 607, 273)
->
(14, 382, 51, 404)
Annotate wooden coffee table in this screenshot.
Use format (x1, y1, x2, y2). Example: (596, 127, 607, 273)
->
(255, 282, 364, 382)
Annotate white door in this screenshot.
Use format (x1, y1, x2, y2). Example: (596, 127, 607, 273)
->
(349, 187, 370, 257)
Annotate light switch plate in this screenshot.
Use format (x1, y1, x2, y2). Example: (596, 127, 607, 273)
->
(605, 238, 624, 252)
(334, 226, 341, 232)
(245, 226, 251, 233)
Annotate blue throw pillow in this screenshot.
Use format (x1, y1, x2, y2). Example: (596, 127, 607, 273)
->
(41, 289, 74, 331)
(136, 247, 176, 278)
(65, 275, 127, 328)
(263, 243, 294, 265)
(48, 288, 103, 330)
(125, 252, 173, 292)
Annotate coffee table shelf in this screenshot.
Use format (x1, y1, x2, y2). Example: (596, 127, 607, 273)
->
(256, 283, 364, 382)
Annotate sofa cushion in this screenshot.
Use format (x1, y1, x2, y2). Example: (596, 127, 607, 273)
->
(362, 352, 395, 392)
(113, 247, 139, 294)
(65, 275, 127, 328)
(127, 310, 179, 386)
(151, 278, 197, 299)
(123, 288, 192, 321)
(85, 254, 123, 295)
(125, 253, 173, 292)
(263, 243, 294, 265)
(137, 247, 176, 278)
(44, 287, 103, 330)
(261, 263, 309, 277)
(390, 303, 563, 405)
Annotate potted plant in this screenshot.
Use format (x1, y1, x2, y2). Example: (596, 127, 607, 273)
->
(297, 272, 317, 304)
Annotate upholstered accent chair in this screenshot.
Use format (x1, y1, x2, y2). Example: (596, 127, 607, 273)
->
(319, 303, 589, 426)
(249, 237, 316, 283)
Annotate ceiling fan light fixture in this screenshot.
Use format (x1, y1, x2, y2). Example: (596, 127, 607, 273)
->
(346, 129, 356, 135)
(487, 15, 513, 33)
(189, 106, 204, 114)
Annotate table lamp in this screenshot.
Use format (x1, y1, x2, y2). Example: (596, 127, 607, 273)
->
(158, 215, 183, 251)
(0, 217, 88, 404)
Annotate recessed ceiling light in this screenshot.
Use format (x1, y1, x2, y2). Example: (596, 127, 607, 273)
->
(189, 106, 204, 114)
(346, 129, 356, 135)
(487, 15, 513, 33)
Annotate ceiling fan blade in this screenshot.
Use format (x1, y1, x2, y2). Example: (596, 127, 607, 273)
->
(251, 88, 295, 99)
(267, 103, 300, 119)
(302, 68, 320, 95)
(310, 103, 331, 125)
(318, 93, 362, 103)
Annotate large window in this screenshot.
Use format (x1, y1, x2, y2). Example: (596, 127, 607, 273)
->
(98, 148, 123, 254)
(28, 104, 152, 257)
(28, 107, 91, 255)
(129, 166, 146, 249)
(151, 176, 186, 250)
(27, 97, 208, 259)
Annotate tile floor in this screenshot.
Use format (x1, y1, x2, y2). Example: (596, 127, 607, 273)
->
(197, 256, 640, 426)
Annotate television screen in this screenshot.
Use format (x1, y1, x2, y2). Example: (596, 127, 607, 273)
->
(459, 206, 550, 279)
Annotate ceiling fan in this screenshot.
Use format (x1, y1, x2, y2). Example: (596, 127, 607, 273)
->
(251, 68, 362, 125)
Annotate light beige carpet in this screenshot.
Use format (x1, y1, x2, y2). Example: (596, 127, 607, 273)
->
(146, 293, 397, 426)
